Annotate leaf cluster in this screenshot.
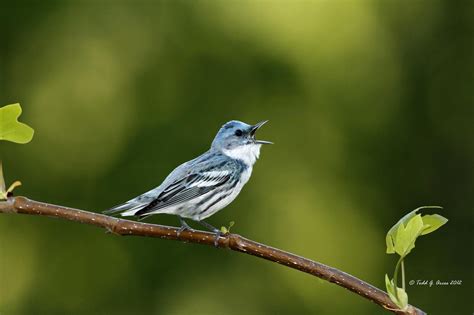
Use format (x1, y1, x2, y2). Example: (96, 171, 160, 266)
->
(385, 206, 448, 310)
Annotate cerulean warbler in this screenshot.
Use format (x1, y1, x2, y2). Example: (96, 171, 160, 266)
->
(105, 120, 272, 240)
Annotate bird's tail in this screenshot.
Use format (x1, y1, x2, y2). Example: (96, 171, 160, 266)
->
(103, 198, 149, 217)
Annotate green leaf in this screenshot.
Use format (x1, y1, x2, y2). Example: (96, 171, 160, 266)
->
(421, 214, 448, 235)
(0, 103, 34, 144)
(386, 209, 419, 254)
(220, 221, 235, 234)
(394, 214, 424, 257)
(385, 274, 408, 311)
(385, 274, 396, 297)
(386, 233, 395, 254)
(392, 223, 405, 256)
(386, 206, 443, 254)
(220, 226, 228, 234)
(395, 286, 408, 310)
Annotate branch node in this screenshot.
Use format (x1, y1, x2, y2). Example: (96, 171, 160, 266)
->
(0, 197, 17, 213)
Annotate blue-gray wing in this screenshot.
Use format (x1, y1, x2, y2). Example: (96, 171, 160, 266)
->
(134, 159, 235, 216)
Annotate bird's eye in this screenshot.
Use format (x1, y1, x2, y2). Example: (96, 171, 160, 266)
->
(235, 129, 243, 137)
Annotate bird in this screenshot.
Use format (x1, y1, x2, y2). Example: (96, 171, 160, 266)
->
(104, 120, 272, 242)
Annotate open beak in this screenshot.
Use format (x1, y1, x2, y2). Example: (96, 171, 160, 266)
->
(250, 120, 273, 145)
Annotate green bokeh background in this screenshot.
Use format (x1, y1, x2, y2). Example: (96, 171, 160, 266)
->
(1, 1, 472, 314)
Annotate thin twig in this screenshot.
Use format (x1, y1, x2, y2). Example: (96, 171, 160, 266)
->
(0, 196, 425, 315)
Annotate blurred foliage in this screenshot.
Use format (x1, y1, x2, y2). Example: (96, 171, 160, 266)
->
(0, 0, 472, 314)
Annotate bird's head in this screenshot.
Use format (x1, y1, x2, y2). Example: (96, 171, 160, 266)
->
(211, 120, 272, 165)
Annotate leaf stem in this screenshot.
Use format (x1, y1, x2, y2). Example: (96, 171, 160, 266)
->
(393, 255, 404, 299)
(0, 160, 5, 199)
(401, 259, 406, 291)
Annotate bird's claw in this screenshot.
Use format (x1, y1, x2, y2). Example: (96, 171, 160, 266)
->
(177, 218, 193, 237)
(213, 230, 224, 247)
(177, 225, 193, 238)
(104, 225, 120, 235)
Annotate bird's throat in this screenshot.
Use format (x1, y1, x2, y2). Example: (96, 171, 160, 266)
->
(222, 144, 261, 166)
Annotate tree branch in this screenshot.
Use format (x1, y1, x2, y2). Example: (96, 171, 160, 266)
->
(0, 196, 425, 314)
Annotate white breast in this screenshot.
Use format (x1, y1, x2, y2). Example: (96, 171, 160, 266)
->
(222, 144, 262, 166)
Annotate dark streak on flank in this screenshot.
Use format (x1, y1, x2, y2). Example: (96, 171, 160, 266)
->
(199, 190, 234, 215)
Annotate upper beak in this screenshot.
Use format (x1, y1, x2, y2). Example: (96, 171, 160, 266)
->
(250, 120, 273, 145)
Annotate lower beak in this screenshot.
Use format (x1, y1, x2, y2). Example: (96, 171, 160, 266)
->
(250, 120, 273, 145)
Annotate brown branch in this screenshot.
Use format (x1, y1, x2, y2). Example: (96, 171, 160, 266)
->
(0, 196, 425, 315)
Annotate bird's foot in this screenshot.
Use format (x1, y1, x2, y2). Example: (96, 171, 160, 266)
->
(104, 225, 120, 235)
(177, 217, 193, 237)
(212, 229, 224, 247)
(195, 220, 224, 247)
(177, 225, 193, 237)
